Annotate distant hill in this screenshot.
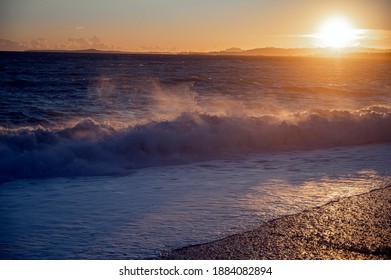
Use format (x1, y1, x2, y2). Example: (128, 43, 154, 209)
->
(210, 47, 391, 58)
(23, 48, 180, 55)
(221, 47, 244, 53)
(24, 48, 125, 54)
(19, 47, 391, 58)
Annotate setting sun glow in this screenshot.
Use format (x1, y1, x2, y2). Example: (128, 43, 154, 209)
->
(317, 17, 358, 48)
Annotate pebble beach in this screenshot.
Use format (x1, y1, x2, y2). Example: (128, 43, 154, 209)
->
(163, 186, 391, 260)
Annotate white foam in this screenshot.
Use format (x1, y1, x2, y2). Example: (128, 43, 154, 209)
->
(1, 106, 390, 181)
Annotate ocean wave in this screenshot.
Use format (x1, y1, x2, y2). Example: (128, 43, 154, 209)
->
(1, 106, 390, 182)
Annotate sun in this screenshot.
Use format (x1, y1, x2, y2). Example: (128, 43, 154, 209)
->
(317, 17, 358, 48)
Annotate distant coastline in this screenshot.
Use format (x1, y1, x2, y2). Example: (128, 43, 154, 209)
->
(24, 48, 124, 54)
(0, 47, 389, 59)
(210, 47, 391, 59)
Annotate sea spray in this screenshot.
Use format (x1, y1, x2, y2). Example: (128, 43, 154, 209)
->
(1, 106, 390, 181)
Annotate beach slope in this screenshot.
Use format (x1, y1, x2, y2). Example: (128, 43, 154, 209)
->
(163, 187, 391, 260)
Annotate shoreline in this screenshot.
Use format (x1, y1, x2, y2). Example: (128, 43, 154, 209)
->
(162, 186, 391, 260)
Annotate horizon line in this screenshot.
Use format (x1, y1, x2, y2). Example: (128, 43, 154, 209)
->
(0, 47, 388, 60)
(1, 45, 390, 55)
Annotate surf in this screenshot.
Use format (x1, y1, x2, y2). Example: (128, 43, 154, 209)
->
(1, 105, 390, 182)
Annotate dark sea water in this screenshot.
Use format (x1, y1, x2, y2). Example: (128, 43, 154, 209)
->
(0, 52, 390, 259)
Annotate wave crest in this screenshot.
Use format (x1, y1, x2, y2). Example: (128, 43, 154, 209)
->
(1, 106, 390, 181)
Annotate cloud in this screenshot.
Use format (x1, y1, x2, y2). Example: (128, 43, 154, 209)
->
(89, 35, 109, 49)
(0, 39, 26, 51)
(65, 35, 112, 50)
(358, 29, 391, 48)
(0, 38, 50, 51)
(28, 38, 49, 49)
(360, 29, 391, 39)
(66, 37, 90, 49)
(75, 26, 84, 30)
(0, 35, 114, 51)
(282, 28, 391, 49)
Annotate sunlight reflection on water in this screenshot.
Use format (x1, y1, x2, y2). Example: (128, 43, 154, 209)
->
(1, 143, 389, 259)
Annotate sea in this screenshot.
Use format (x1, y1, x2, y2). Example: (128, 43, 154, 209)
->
(0, 51, 390, 259)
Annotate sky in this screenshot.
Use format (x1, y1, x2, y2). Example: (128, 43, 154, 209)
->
(1, 0, 391, 52)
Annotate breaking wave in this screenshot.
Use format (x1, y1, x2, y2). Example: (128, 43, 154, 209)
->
(1, 106, 390, 182)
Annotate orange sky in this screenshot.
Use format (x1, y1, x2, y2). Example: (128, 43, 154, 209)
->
(1, 0, 390, 52)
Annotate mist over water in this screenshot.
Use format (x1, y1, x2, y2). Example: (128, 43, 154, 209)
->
(1, 52, 390, 127)
(1, 52, 390, 259)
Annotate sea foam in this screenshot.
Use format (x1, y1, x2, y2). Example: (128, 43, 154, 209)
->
(1, 106, 390, 182)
